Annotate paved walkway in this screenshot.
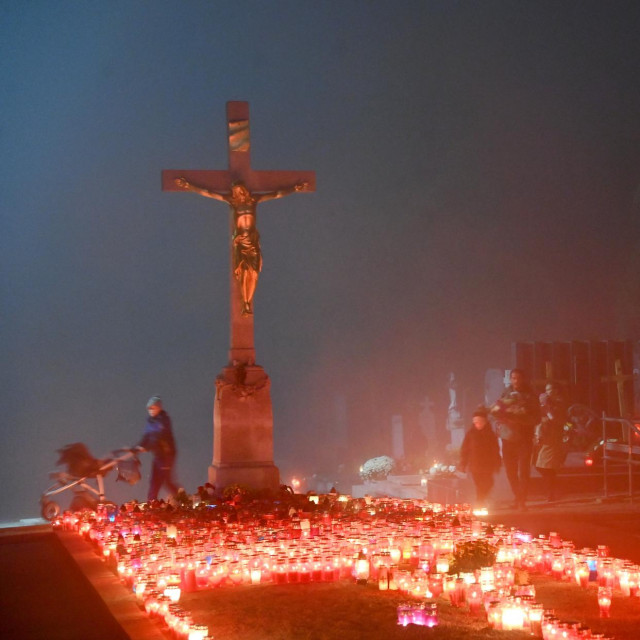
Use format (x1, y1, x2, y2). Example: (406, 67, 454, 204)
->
(0, 524, 166, 640)
(491, 494, 640, 564)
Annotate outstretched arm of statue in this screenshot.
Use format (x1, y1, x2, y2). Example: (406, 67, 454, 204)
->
(174, 177, 229, 203)
(256, 182, 309, 203)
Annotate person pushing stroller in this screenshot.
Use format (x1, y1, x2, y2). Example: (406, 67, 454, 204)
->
(135, 396, 181, 502)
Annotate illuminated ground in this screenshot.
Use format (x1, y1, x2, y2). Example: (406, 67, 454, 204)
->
(2, 497, 640, 639)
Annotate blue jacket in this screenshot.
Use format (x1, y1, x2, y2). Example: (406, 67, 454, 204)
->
(139, 411, 176, 462)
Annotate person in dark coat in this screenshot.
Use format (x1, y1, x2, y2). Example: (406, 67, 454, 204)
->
(534, 383, 568, 502)
(458, 406, 502, 507)
(490, 369, 540, 509)
(136, 396, 180, 502)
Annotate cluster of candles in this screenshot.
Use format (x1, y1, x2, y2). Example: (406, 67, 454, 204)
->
(56, 496, 627, 639)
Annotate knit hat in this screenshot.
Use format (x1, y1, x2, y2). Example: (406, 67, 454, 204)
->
(472, 405, 488, 418)
(146, 395, 162, 409)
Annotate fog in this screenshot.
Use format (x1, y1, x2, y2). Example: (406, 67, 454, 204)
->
(2, 1, 640, 520)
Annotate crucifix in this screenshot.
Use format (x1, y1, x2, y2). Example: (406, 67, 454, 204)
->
(162, 101, 315, 366)
(600, 358, 636, 417)
(162, 102, 315, 491)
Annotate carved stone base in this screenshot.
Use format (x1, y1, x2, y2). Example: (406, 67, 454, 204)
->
(208, 461, 280, 491)
(208, 364, 280, 491)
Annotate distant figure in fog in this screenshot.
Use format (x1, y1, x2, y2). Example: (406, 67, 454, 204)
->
(136, 396, 180, 502)
(491, 369, 540, 510)
(458, 406, 502, 507)
(534, 383, 568, 502)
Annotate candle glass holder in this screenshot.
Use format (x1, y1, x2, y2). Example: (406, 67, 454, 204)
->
(598, 586, 612, 618)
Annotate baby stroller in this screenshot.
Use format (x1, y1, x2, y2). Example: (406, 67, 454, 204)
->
(40, 442, 141, 520)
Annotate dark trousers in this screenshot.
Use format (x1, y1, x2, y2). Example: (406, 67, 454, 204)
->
(536, 467, 558, 500)
(471, 472, 494, 504)
(501, 438, 533, 504)
(148, 457, 179, 501)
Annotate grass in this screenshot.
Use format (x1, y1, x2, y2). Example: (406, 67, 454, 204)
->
(532, 574, 640, 640)
(179, 576, 640, 639)
(183, 582, 531, 640)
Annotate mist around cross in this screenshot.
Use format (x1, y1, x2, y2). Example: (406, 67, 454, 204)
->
(2, 1, 640, 521)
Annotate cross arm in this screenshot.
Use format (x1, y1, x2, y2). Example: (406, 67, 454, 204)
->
(163, 169, 316, 195)
(162, 170, 234, 195)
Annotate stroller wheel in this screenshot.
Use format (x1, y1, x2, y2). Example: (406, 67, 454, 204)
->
(41, 500, 61, 521)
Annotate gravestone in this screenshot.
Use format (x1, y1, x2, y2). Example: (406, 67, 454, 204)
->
(162, 102, 315, 490)
(391, 415, 404, 460)
(418, 395, 438, 457)
(446, 372, 465, 449)
(484, 369, 506, 407)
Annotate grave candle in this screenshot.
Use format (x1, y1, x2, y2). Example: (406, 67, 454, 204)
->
(435, 556, 450, 574)
(188, 624, 209, 640)
(549, 532, 561, 548)
(528, 603, 544, 637)
(487, 601, 502, 629)
(502, 601, 525, 631)
(575, 562, 589, 588)
(396, 603, 411, 626)
(424, 601, 438, 627)
(378, 565, 389, 591)
(443, 575, 457, 605)
(598, 586, 612, 618)
(355, 551, 369, 585)
(480, 566, 495, 591)
(388, 565, 398, 590)
(299, 558, 311, 583)
(411, 603, 426, 626)
(311, 559, 322, 582)
(274, 560, 287, 585)
(250, 568, 261, 585)
(467, 582, 483, 615)
(628, 568, 639, 596)
(195, 564, 210, 588)
(164, 585, 181, 603)
(601, 560, 615, 588)
(552, 555, 564, 580)
(428, 573, 443, 598)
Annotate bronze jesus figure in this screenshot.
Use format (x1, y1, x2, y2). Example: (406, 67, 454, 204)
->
(175, 178, 307, 316)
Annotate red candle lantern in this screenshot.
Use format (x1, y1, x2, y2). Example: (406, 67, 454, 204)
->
(467, 583, 483, 615)
(274, 560, 287, 585)
(487, 601, 502, 629)
(528, 603, 544, 637)
(424, 601, 438, 627)
(598, 586, 612, 618)
(575, 562, 589, 588)
(355, 550, 370, 585)
(428, 573, 443, 598)
(618, 564, 635, 596)
(548, 531, 561, 548)
(378, 565, 389, 591)
(299, 557, 311, 583)
(396, 603, 411, 626)
(551, 554, 564, 581)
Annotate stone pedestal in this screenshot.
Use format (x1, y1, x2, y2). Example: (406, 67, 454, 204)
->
(208, 364, 280, 491)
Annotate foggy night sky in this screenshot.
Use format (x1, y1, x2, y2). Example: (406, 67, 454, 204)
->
(2, 1, 640, 520)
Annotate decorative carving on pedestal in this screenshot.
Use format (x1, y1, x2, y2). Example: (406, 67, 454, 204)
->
(210, 364, 279, 490)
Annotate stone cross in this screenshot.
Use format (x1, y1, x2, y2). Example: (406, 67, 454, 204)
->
(601, 358, 636, 416)
(162, 101, 315, 366)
